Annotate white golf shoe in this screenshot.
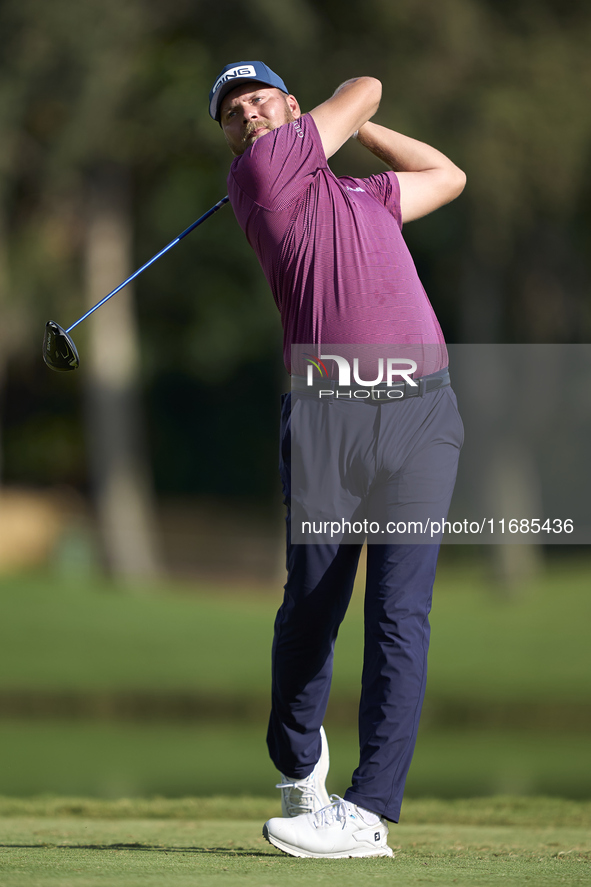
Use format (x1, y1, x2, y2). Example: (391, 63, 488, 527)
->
(276, 726, 331, 817)
(263, 795, 394, 859)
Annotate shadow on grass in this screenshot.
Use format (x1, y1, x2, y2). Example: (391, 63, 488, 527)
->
(0, 843, 275, 856)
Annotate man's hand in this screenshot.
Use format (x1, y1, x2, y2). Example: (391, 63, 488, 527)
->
(356, 122, 466, 223)
(310, 77, 381, 160)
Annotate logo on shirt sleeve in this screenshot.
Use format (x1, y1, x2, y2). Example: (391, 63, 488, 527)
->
(346, 186, 365, 193)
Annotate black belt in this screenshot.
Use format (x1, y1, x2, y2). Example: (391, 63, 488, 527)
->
(291, 368, 450, 403)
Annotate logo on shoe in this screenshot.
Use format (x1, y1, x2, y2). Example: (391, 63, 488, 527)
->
(374, 832, 381, 842)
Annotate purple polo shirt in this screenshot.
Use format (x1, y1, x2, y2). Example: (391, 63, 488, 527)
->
(228, 113, 447, 375)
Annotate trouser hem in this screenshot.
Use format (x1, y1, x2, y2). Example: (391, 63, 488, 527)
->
(343, 789, 400, 824)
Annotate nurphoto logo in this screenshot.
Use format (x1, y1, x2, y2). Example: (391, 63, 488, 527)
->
(305, 354, 418, 399)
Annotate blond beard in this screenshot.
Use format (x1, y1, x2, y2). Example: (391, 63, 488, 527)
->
(231, 99, 297, 156)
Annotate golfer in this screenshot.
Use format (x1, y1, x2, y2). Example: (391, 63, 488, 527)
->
(209, 61, 465, 858)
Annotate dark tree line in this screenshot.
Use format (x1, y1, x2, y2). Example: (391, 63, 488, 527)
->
(1, 0, 589, 575)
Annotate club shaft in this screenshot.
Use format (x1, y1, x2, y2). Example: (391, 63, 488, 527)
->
(66, 196, 230, 334)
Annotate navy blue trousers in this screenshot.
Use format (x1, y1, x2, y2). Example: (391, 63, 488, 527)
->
(267, 388, 463, 822)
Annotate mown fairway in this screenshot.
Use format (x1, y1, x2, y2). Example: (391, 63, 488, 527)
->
(0, 798, 590, 886)
(0, 561, 589, 883)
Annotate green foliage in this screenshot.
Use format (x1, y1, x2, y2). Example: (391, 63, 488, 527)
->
(2, 0, 591, 487)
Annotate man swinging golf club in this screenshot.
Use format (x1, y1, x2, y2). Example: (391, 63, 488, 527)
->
(209, 61, 465, 859)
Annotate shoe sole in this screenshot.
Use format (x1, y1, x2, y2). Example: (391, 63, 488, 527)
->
(262, 823, 394, 859)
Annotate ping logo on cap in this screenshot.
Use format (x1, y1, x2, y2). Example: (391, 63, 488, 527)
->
(212, 65, 257, 96)
(209, 61, 288, 121)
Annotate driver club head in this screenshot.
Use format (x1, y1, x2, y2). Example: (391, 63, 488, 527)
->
(43, 321, 80, 372)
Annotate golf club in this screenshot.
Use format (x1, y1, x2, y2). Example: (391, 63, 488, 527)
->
(43, 195, 230, 372)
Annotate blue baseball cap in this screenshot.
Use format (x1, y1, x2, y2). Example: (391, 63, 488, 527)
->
(209, 61, 289, 122)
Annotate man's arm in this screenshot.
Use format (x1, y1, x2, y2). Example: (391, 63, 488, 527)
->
(356, 121, 466, 223)
(309, 77, 382, 160)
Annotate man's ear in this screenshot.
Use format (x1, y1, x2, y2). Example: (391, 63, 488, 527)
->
(287, 94, 301, 119)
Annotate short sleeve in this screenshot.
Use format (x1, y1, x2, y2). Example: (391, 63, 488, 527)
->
(356, 171, 403, 231)
(228, 114, 326, 212)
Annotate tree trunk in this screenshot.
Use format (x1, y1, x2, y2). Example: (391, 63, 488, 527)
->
(0, 206, 15, 487)
(458, 254, 544, 591)
(83, 164, 162, 580)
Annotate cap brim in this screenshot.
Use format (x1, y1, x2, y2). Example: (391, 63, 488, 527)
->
(211, 79, 288, 122)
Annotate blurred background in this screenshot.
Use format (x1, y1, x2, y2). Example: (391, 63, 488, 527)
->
(0, 0, 589, 801)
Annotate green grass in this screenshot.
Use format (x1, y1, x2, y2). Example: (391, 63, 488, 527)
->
(1, 795, 590, 825)
(1, 721, 590, 800)
(0, 557, 590, 702)
(0, 574, 277, 694)
(0, 798, 590, 886)
(0, 559, 589, 800)
(427, 556, 591, 703)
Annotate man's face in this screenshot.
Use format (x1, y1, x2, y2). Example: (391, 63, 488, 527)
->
(220, 83, 300, 156)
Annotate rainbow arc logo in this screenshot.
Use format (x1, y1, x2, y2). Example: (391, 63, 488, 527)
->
(304, 354, 329, 378)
